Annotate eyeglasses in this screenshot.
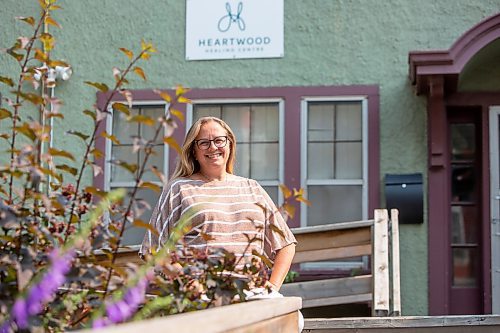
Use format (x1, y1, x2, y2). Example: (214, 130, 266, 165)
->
(194, 136, 228, 150)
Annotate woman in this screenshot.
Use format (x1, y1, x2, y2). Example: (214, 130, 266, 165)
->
(140, 116, 296, 292)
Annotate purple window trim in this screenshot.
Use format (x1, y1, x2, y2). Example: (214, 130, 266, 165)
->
(95, 85, 380, 228)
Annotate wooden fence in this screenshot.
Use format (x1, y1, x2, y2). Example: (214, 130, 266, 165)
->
(281, 209, 401, 316)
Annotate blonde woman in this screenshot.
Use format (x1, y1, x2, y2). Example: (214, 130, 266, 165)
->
(141, 116, 296, 293)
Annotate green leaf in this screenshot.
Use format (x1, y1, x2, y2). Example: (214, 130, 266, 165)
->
(115, 160, 138, 174)
(101, 132, 120, 145)
(0, 108, 12, 120)
(282, 203, 296, 219)
(7, 49, 24, 62)
(83, 109, 96, 121)
(112, 102, 130, 116)
(170, 109, 184, 122)
(154, 89, 171, 103)
(14, 91, 44, 105)
(133, 66, 146, 81)
(55, 164, 78, 176)
(84, 81, 109, 92)
(177, 96, 191, 104)
(90, 148, 104, 159)
(128, 114, 154, 126)
(34, 49, 48, 62)
(279, 184, 292, 199)
(0, 76, 15, 87)
(48, 148, 75, 161)
(251, 249, 273, 268)
(141, 40, 157, 53)
(40, 33, 54, 52)
(66, 130, 89, 141)
(139, 181, 161, 193)
(175, 84, 190, 97)
(47, 59, 69, 68)
(16, 16, 35, 26)
(132, 219, 158, 235)
(164, 136, 181, 154)
(84, 186, 107, 198)
(119, 47, 133, 60)
(45, 16, 61, 28)
(14, 124, 36, 141)
(39, 166, 59, 179)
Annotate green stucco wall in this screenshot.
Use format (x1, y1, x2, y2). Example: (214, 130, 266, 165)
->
(2, 0, 500, 316)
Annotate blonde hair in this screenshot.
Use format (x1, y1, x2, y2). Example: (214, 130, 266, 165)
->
(171, 117, 236, 179)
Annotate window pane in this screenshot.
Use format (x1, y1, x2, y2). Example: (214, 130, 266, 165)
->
(235, 143, 250, 178)
(192, 102, 280, 183)
(336, 142, 362, 179)
(307, 185, 362, 226)
(308, 142, 334, 179)
(110, 146, 137, 182)
(194, 105, 221, 119)
(250, 143, 278, 180)
(452, 247, 479, 287)
(113, 111, 138, 144)
(141, 107, 165, 143)
(451, 124, 475, 161)
(336, 102, 362, 141)
(451, 206, 479, 244)
(140, 145, 164, 182)
(223, 105, 251, 142)
(119, 188, 159, 246)
(262, 186, 279, 206)
(308, 103, 334, 141)
(251, 104, 279, 142)
(451, 165, 476, 202)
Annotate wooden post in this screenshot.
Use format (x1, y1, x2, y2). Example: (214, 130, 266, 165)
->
(372, 209, 389, 316)
(390, 209, 401, 316)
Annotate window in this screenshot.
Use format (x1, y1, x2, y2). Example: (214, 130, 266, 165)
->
(301, 98, 368, 226)
(105, 102, 169, 246)
(301, 97, 369, 269)
(96, 86, 379, 244)
(188, 100, 284, 203)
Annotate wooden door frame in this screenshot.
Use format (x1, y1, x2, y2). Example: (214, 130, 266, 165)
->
(490, 106, 500, 314)
(408, 13, 500, 315)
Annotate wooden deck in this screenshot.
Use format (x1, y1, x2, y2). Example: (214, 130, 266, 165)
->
(304, 315, 500, 332)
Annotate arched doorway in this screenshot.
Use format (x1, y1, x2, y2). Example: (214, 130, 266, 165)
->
(409, 13, 500, 315)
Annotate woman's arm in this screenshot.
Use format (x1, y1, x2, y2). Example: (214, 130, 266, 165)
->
(268, 243, 296, 291)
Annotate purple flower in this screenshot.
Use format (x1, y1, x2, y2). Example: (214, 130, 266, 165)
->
(1, 321, 12, 333)
(93, 276, 148, 328)
(8, 248, 75, 330)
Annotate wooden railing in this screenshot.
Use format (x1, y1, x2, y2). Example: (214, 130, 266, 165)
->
(76, 297, 302, 333)
(281, 209, 401, 316)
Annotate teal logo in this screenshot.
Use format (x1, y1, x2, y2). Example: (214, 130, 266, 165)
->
(218, 2, 246, 32)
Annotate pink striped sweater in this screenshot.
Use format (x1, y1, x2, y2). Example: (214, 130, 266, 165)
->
(140, 175, 296, 267)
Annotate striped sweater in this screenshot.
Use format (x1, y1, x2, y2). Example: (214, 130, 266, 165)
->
(140, 175, 296, 266)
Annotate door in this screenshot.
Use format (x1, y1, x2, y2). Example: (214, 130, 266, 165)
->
(447, 108, 483, 314)
(490, 106, 500, 314)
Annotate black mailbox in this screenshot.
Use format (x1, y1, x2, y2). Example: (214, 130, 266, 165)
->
(385, 173, 423, 224)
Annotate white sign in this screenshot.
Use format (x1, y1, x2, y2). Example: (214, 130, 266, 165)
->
(185, 0, 284, 60)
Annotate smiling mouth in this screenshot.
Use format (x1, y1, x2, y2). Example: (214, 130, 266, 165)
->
(205, 153, 223, 159)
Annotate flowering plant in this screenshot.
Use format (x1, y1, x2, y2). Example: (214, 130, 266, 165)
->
(0, 1, 271, 331)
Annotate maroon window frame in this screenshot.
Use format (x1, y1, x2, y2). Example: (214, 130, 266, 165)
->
(95, 85, 380, 229)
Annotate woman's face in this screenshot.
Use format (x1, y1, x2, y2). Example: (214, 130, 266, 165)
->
(193, 121, 230, 173)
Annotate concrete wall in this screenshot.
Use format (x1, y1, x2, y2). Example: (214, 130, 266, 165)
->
(2, 0, 500, 315)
